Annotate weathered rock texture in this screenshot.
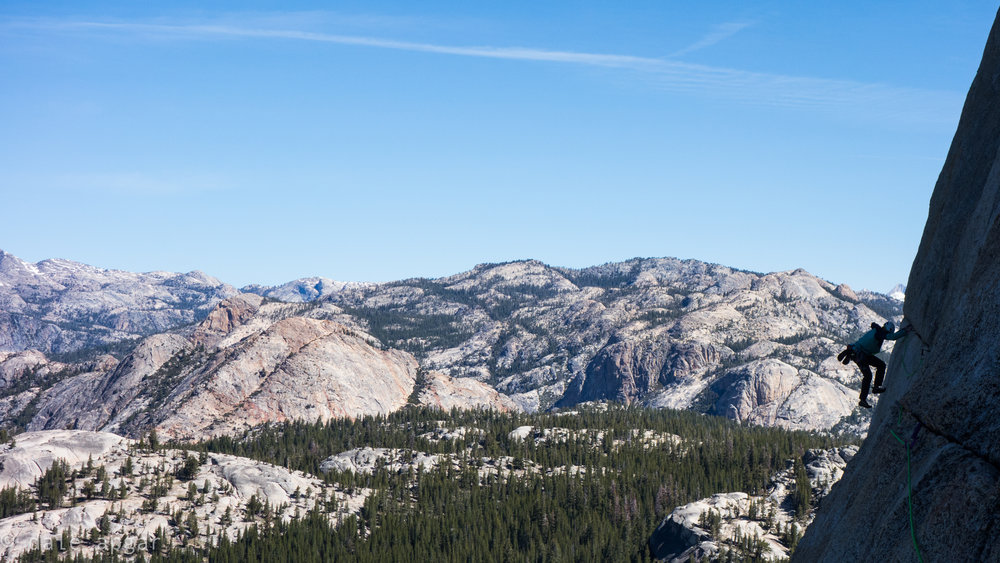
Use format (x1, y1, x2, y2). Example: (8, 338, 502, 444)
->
(794, 9, 1000, 562)
(319, 447, 443, 475)
(417, 371, 519, 412)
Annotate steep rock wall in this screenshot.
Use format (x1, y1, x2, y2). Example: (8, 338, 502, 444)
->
(794, 9, 1000, 562)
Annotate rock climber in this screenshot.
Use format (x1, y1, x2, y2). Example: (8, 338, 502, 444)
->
(837, 321, 909, 408)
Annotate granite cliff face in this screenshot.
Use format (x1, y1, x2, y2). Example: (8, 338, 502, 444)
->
(794, 9, 1000, 562)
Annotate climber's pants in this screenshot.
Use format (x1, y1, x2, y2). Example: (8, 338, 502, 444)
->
(854, 353, 886, 401)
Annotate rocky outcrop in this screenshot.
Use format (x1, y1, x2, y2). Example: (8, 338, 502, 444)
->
(710, 360, 800, 425)
(319, 447, 443, 475)
(416, 371, 518, 412)
(770, 371, 857, 432)
(561, 337, 674, 405)
(0, 431, 128, 489)
(651, 446, 856, 562)
(23, 306, 420, 441)
(154, 317, 418, 440)
(564, 338, 727, 406)
(0, 431, 368, 561)
(794, 9, 1000, 562)
(191, 293, 262, 346)
(27, 333, 190, 432)
(703, 360, 856, 431)
(0, 350, 52, 386)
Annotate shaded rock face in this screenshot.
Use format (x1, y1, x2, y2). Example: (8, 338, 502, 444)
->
(566, 338, 675, 404)
(561, 339, 725, 405)
(795, 9, 1000, 562)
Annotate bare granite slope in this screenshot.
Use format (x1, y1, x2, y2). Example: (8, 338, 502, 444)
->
(794, 8, 1000, 562)
(6, 295, 514, 442)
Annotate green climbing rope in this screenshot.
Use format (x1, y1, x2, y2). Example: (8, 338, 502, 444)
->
(890, 426, 925, 563)
(883, 328, 928, 561)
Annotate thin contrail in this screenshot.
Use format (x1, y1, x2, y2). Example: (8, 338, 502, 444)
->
(5, 19, 963, 120)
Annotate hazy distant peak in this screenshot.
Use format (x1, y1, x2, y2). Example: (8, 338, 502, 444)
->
(244, 276, 370, 303)
(887, 283, 906, 301)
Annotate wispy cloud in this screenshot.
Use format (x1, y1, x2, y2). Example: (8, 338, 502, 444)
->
(16, 20, 667, 70)
(670, 21, 754, 58)
(4, 18, 963, 122)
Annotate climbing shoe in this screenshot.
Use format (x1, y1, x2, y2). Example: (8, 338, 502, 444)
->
(872, 386, 887, 394)
(858, 399, 872, 408)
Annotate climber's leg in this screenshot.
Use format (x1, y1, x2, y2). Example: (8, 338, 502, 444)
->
(871, 356, 887, 393)
(856, 356, 873, 406)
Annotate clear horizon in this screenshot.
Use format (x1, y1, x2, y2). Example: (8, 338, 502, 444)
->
(3, 2, 997, 291)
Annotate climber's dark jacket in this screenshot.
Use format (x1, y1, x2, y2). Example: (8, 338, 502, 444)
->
(853, 324, 906, 356)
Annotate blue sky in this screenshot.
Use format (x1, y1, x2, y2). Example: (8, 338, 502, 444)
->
(2, 2, 998, 291)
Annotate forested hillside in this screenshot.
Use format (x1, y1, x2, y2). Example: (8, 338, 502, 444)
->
(13, 406, 854, 562)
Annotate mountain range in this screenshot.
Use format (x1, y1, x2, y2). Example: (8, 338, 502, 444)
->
(0, 249, 901, 441)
